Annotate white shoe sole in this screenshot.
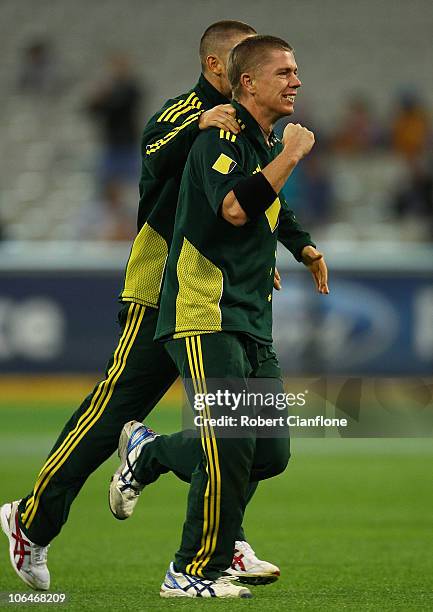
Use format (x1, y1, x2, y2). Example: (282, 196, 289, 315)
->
(160, 587, 194, 598)
(160, 587, 252, 599)
(108, 423, 137, 520)
(108, 474, 129, 520)
(1, 502, 48, 591)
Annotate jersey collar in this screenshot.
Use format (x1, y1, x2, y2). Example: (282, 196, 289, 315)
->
(231, 100, 280, 151)
(196, 73, 230, 109)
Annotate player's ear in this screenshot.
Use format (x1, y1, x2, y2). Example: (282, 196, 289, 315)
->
(240, 72, 256, 94)
(206, 54, 224, 76)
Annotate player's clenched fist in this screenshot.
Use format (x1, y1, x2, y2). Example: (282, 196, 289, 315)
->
(199, 104, 240, 134)
(282, 123, 315, 162)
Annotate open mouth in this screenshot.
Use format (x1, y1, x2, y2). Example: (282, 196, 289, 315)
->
(282, 94, 296, 102)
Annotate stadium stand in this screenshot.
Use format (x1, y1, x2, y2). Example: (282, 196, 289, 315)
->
(0, 0, 431, 241)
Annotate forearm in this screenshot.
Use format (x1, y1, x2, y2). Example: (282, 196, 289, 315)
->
(261, 148, 299, 194)
(222, 149, 299, 226)
(278, 228, 316, 263)
(222, 122, 314, 227)
(278, 207, 315, 262)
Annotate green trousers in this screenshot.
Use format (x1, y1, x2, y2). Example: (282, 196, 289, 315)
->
(133, 333, 290, 580)
(18, 303, 257, 546)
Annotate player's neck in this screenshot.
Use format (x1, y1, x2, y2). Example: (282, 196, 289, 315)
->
(238, 97, 275, 145)
(202, 72, 230, 100)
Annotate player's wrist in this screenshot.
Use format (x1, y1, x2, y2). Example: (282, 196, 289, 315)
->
(198, 111, 209, 130)
(301, 244, 321, 264)
(281, 146, 301, 167)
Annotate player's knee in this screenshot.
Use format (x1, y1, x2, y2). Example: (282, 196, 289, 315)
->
(271, 451, 290, 477)
(266, 446, 291, 478)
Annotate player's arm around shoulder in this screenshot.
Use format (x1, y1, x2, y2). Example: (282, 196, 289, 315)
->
(141, 95, 202, 178)
(143, 97, 239, 179)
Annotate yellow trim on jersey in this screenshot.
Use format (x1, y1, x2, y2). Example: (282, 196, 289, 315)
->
(163, 92, 197, 122)
(157, 92, 194, 123)
(21, 304, 146, 528)
(174, 237, 223, 335)
(157, 98, 186, 123)
(219, 129, 237, 143)
(172, 330, 215, 339)
(146, 111, 202, 155)
(185, 336, 221, 577)
(169, 95, 202, 123)
(121, 222, 168, 307)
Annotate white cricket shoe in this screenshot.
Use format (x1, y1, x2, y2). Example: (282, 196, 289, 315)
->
(0, 500, 50, 591)
(109, 421, 158, 520)
(225, 540, 280, 585)
(160, 562, 252, 598)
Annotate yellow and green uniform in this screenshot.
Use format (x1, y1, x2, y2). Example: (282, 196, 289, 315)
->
(17, 80, 314, 550)
(133, 102, 314, 579)
(17, 75, 228, 545)
(121, 74, 225, 308)
(156, 100, 313, 343)
(121, 78, 312, 310)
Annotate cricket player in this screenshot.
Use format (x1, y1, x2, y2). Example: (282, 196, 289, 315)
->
(109, 34, 328, 598)
(0, 21, 321, 591)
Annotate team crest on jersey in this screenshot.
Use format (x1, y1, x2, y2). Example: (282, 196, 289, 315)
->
(212, 153, 237, 175)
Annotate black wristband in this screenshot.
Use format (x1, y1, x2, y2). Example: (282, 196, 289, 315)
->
(233, 172, 278, 219)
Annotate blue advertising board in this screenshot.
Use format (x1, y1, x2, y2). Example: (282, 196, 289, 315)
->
(272, 271, 433, 375)
(0, 268, 432, 375)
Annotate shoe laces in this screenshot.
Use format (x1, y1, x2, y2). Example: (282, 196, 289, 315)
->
(119, 476, 140, 494)
(235, 540, 255, 558)
(32, 544, 49, 566)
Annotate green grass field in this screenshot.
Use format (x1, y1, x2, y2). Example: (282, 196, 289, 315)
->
(0, 394, 432, 611)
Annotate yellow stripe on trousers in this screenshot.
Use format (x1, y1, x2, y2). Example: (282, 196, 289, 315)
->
(21, 303, 145, 528)
(189, 335, 221, 575)
(193, 335, 221, 575)
(185, 336, 221, 577)
(184, 336, 212, 578)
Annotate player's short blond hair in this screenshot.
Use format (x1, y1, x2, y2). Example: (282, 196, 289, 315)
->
(228, 35, 294, 99)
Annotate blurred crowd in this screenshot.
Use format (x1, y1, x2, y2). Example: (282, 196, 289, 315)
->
(1, 36, 432, 243)
(280, 92, 433, 237)
(6, 38, 142, 242)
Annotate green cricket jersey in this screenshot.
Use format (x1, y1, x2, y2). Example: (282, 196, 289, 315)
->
(121, 74, 227, 307)
(120, 75, 314, 310)
(155, 101, 314, 344)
